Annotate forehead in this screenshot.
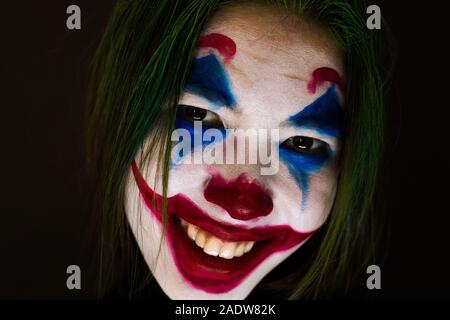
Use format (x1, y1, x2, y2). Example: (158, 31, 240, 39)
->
(187, 3, 344, 124)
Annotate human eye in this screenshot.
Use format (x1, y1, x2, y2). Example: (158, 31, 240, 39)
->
(177, 104, 224, 128)
(280, 136, 329, 155)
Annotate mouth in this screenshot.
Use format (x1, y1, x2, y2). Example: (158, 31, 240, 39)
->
(131, 161, 314, 294)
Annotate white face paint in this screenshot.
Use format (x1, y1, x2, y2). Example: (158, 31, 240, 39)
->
(125, 3, 344, 299)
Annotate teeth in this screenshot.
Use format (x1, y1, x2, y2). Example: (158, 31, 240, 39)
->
(195, 230, 206, 248)
(244, 241, 254, 253)
(204, 237, 222, 256)
(180, 219, 256, 259)
(219, 242, 236, 259)
(187, 224, 199, 241)
(234, 242, 245, 257)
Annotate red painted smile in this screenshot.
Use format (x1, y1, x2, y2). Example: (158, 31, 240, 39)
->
(131, 161, 314, 294)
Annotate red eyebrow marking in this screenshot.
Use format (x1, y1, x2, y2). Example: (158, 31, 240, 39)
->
(307, 67, 345, 95)
(198, 33, 237, 64)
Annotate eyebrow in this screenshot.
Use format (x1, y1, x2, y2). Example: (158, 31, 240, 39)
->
(185, 53, 237, 108)
(307, 67, 345, 95)
(287, 86, 344, 138)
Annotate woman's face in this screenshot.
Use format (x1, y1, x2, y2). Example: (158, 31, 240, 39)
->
(125, 3, 344, 299)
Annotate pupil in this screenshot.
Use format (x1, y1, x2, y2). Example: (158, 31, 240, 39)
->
(294, 136, 313, 150)
(186, 107, 207, 121)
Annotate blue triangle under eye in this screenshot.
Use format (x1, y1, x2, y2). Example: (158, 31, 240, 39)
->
(185, 53, 237, 108)
(288, 86, 343, 138)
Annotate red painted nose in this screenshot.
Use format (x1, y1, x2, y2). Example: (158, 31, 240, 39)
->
(203, 172, 273, 221)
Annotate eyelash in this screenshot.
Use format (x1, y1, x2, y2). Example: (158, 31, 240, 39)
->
(177, 104, 224, 128)
(280, 136, 328, 155)
(176, 104, 330, 154)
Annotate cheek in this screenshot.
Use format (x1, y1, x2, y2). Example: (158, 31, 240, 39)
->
(279, 145, 335, 212)
(272, 155, 339, 231)
(167, 164, 210, 199)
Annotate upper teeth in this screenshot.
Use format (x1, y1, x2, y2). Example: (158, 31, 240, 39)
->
(180, 219, 255, 259)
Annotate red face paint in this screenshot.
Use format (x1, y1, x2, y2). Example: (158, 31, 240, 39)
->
(198, 33, 237, 64)
(131, 161, 315, 294)
(307, 67, 345, 94)
(203, 171, 273, 221)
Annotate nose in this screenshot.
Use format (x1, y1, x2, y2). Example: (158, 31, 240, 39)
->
(203, 170, 273, 221)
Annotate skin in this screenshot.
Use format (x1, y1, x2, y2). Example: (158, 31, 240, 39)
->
(125, 3, 344, 299)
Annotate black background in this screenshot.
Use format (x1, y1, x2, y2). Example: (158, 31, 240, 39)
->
(1, 1, 449, 299)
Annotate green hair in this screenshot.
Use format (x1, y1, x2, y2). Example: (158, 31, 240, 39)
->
(87, 0, 391, 299)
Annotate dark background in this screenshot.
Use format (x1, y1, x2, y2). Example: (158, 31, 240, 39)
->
(1, 1, 449, 299)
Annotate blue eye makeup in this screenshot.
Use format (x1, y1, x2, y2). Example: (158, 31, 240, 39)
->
(171, 51, 236, 165)
(185, 53, 237, 109)
(288, 85, 343, 139)
(279, 139, 333, 212)
(172, 105, 226, 165)
(280, 85, 343, 212)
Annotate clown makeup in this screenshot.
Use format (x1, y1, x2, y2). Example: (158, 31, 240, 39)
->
(125, 3, 345, 299)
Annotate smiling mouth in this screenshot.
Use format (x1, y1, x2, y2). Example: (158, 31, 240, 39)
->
(131, 160, 314, 294)
(180, 219, 255, 259)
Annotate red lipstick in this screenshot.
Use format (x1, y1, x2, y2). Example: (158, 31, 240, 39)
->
(131, 161, 315, 293)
